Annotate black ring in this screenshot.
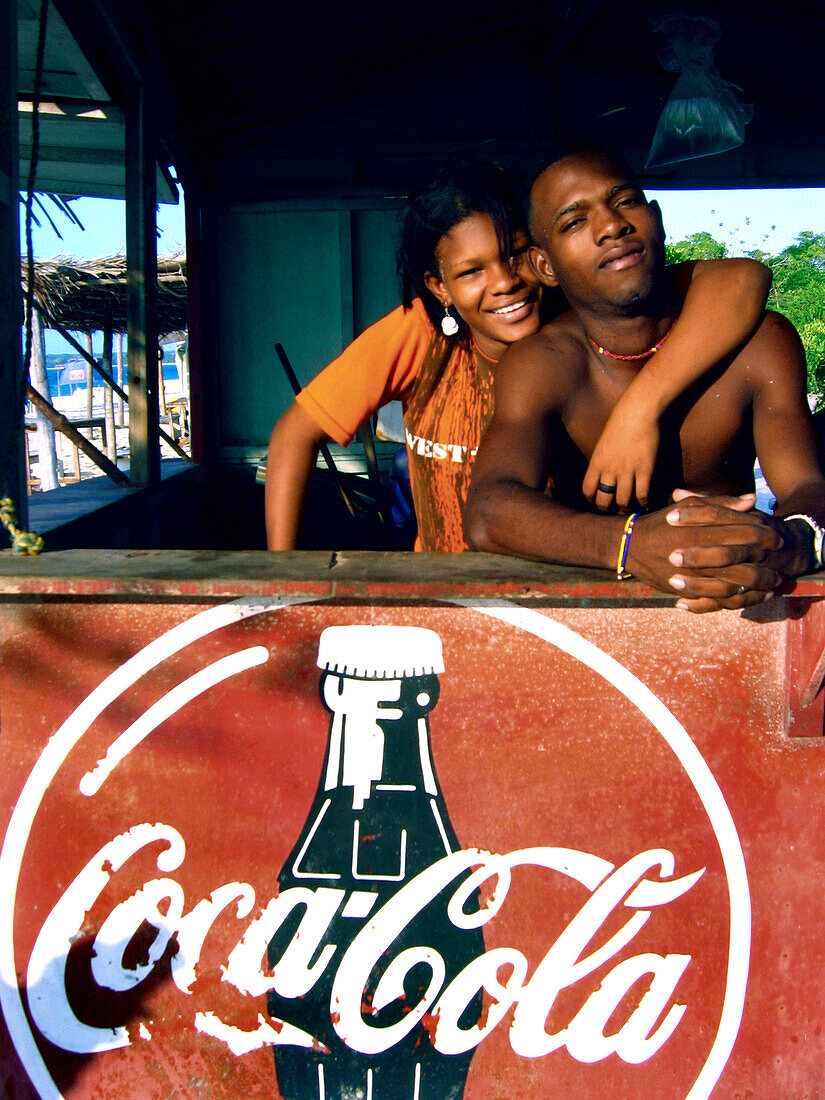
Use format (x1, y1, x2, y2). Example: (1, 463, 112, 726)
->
(597, 482, 617, 494)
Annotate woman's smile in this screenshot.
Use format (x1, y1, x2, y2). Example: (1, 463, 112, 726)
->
(487, 294, 537, 320)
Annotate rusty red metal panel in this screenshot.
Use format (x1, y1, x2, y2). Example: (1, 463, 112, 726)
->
(0, 575, 823, 1098)
(785, 596, 825, 736)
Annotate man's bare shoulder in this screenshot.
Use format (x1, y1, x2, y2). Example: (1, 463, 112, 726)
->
(495, 311, 589, 416)
(732, 308, 806, 386)
(756, 308, 803, 346)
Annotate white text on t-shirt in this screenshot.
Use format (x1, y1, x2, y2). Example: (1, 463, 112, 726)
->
(405, 429, 477, 463)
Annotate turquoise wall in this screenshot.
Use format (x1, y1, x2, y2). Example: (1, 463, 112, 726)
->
(212, 202, 402, 455)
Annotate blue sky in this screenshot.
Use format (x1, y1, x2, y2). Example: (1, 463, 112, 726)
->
(650, 187, 825, 256)
(22, 185, 825, 354)
(23, 191, 186, 263)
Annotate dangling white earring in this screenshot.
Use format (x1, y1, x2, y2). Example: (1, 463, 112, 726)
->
(441, 304, 459, 336)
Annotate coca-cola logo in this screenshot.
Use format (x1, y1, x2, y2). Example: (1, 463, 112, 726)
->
(0, 599, 749, 1099)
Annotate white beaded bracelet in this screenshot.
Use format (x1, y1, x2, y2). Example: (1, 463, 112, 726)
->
(783, 513, 825, 571)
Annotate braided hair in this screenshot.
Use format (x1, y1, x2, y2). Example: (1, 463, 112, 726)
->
(397, 159, 526, 336)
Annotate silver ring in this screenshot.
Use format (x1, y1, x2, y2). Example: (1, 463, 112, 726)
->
(735, 584, 746, 595)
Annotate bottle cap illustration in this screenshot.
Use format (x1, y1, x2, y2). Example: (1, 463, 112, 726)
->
(317, 625, 444, 678)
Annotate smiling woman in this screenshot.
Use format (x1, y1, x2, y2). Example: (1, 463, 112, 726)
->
(422, 216, 540, 361)
(264, 159, 543, 553)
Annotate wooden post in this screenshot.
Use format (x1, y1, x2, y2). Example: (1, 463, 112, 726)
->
(26, 385, 129, 486)
(158, 345, 167, 417)
(102, 306, 116, 462)
(85, 332, 94, 419)
(115, 331, 124, 427)
(176, 338, 188, 400)
(32, 302, 191, 463)
(183, 181, 203, 462)
(35, 302, 127, 401)
(0, 0, 27, 526)
(125, 79, 159, 488)
(29, 303, 59, 489)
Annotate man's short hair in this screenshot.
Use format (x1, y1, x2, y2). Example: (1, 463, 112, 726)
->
(527, 144, 643, 245)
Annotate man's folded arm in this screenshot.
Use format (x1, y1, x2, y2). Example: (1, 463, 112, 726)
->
(751, 312, 825, 574)
(667, 311, 825, 583)
(464, 323, 820, 610)
(466, 337, 645, 574)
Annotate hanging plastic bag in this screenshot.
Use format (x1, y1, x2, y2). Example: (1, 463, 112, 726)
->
(646, 14, 752, 169)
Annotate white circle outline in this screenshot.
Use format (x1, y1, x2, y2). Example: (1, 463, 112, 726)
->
(0, 596, 750, 1100)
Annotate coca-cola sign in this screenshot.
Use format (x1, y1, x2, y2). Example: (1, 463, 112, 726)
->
(0, 599, 749, 1098)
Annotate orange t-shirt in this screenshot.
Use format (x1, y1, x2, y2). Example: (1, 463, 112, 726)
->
(296, 299, 495, 551)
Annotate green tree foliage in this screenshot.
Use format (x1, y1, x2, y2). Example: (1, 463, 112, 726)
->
(667, 230, 825, 393)
(665, 231, 728, 264)
(761, 233, 825, 393)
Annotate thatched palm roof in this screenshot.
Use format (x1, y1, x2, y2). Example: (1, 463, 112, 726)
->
(22, 253, 188, 338)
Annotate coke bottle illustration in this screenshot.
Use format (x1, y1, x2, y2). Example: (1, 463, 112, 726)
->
(268, 625, 484, 1099)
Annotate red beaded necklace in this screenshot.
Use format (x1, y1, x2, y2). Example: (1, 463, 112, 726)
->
(589, 320, 677, 361)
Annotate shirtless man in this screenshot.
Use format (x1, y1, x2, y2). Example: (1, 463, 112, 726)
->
(465, 148, 825, 612)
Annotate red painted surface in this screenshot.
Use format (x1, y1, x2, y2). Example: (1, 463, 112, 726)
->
(0, 566, 823, 1098)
